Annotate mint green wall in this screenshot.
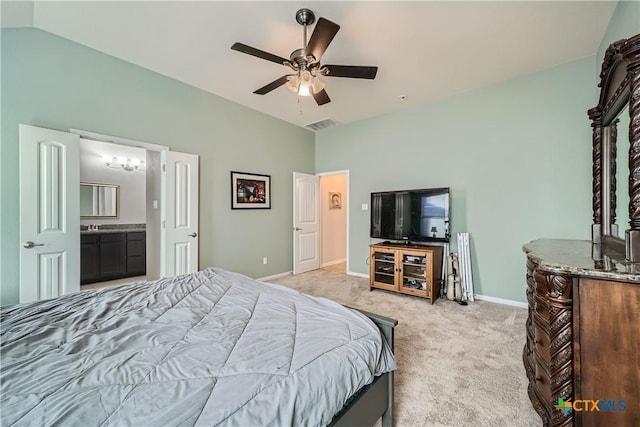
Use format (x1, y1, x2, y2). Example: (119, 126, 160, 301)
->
(317, 1, 638, 305)
(0, 28, 315, 305)
(316, 57, 596, 303)
(597, 0, 639, 65)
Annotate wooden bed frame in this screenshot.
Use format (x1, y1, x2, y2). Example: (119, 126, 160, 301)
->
(329, 308, 398, 427)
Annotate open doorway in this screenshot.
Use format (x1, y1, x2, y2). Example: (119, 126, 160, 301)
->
(18, 125, 199, 303)
(79, 138, 151, 288)
(318, 171, 348, 274)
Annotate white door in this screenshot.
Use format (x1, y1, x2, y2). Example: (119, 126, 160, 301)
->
(160, 150, 199, 277)
(293, 172, 320, 274)
(19, 124, 80, 303)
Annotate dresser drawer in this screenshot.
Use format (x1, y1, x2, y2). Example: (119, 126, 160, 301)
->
(127, 256, 145, 274)
(127, 240, 145, 257)
(534, 361, 551, 403)
(533, 294, 550, 320)
(100, 232, 126, 243)
(533, 320, 551, 364)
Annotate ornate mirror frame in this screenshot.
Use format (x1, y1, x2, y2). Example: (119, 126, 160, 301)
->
(589, 34, 640, 261)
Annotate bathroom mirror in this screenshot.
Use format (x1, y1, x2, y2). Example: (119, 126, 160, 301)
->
(80, 182, 119, 218)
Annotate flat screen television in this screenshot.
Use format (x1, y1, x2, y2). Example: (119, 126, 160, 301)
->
(370, 187, 450, 242)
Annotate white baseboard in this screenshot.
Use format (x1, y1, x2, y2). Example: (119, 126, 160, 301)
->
(322, 258, 346, 268)
(257, 271, 292, 281)
(347, 271, 369, 279)
(474, 294, 528, 309)
(259, 270, 528, 308)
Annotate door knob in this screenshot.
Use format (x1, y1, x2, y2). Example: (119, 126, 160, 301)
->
(23, 241, 44, 249)
(188, 233, 197, 238)
(294, 227, 301, 231)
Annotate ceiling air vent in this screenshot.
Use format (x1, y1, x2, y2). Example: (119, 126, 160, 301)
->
(305, 118, 338, 132)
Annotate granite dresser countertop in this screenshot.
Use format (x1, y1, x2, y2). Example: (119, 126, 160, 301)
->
(81, 224, 146, 235)
(523, 238, 640, 282)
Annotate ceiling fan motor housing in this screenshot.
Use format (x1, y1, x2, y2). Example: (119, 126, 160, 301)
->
(290, 48, 309, 70)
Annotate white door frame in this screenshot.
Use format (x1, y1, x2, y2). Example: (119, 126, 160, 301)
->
(316, 170, 350, 274)
(70, 128, 169, 152)
(72, 129, 200, 279)
(71, 129, 170, 279)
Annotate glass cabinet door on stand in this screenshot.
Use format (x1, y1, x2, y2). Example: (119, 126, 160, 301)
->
(369, 243, 443, 304)
(370, 247, 397, 291)
(401, 250, 429, 295)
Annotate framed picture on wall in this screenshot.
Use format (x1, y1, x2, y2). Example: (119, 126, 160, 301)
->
(231, 171, 271, 209)
(329, 192, 342, 209)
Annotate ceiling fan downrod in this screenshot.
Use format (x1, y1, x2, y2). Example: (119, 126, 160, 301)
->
(296, 8, 315, 46)
(295, 8, 317, 66)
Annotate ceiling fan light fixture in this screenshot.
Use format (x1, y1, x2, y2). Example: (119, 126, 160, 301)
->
(297, 70, 313, 96)
(286, 75, 300, 93)
(311, 75, 325, 93)
(298, 85, 311, 97)
(299, 70, 313, 87)
(286, 72, 320, 97)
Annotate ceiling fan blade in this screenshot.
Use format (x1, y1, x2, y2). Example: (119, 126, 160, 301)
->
(312, 89, 331, 106)
(305, 18, 340, 62)
(231, 42, 289, 66)
(253, 75, 293, 95)
(323, 65, 378, 79)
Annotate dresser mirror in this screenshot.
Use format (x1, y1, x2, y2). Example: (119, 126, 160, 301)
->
(80, 182, 120, 218)
(615, 105, 630, 239)
(589, 34, 640, 261)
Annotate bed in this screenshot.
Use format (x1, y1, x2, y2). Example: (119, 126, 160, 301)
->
(0, 268, 397, 426)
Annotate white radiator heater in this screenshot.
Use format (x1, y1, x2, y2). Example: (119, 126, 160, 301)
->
(457, 233, 475, 302)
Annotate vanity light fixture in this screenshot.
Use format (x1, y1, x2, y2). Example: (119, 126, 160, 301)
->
(104, 156, 145, 172)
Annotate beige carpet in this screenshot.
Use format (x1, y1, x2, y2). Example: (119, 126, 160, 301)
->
(269, 265, 540, 427)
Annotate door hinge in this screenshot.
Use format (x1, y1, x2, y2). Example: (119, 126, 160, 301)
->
(162, 220, 166, 228)
(162, 164, 166, 172)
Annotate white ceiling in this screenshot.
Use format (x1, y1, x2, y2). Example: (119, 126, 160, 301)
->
(2, 1, 617, 130)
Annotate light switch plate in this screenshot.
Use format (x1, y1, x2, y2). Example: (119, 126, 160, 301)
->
(362, 203, 368, 211)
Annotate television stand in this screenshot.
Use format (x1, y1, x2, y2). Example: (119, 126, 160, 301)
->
(369, 243, 443, 303)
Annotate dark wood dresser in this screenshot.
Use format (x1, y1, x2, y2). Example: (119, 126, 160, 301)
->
(523, 239, 640, 427)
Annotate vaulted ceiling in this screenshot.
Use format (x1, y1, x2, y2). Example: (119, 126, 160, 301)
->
(2, 1, 617, 130)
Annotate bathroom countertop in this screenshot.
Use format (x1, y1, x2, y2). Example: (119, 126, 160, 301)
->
(81, 224, 146, 235)
(81, 229, 145, 234)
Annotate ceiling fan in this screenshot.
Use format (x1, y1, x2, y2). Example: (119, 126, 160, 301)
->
(231, 8, 378, 106)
